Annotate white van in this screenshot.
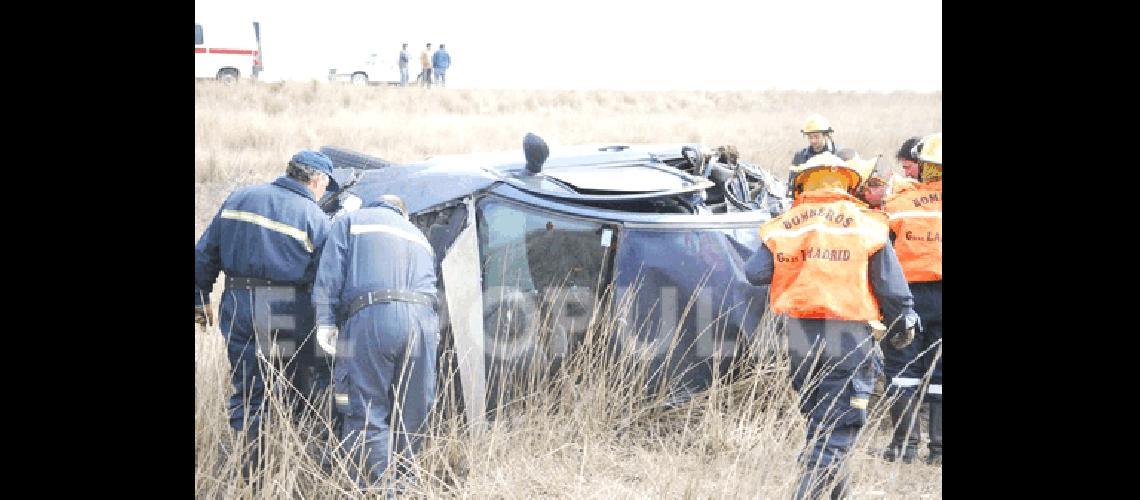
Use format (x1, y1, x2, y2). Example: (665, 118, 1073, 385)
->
(195, 21, 262, 83)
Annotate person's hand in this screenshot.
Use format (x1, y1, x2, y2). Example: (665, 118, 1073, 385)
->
(869, 320, 888, 341)
(890, 327, 916, 349)
(195, 305, 214, 331)
(316, 326, 339, 355)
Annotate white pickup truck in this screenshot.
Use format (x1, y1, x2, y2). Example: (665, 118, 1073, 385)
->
(328, 52, 402, 86)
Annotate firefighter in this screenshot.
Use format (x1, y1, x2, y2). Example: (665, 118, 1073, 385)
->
(851, 156, 892, 210)
(311, 194, 440, 490)
(792, 114, 842, 167)
(745, 151, 918, 499)
(896, 136, 922, 180)
(882, 132, 942, 466)
(194, 150, 338, 477)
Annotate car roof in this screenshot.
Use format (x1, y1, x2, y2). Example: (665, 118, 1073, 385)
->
(327, 143, 714, 214)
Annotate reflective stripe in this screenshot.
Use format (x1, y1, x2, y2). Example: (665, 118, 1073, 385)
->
(350, 224, 434, 254)
(888, 211, 943, 220)
(927, 384, 942, 395)
(335, 393, 349, 406)
(221, 209, 314, 253)
(891, 377, 922, 387)
(850, 397, 869, 410)
(761, 222, 887, 243)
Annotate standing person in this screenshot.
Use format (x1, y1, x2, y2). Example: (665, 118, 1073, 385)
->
(792, 114, 842, 167)
(871, 136, 927, 463)
(399, 43, 410, 87)
(312, 194, 440, 490)
(788, 114, 843, 201)
(745, 152, 918, 499)
(420, 43, 433, 88)
(195, 150, 338, 477)
(882, 132, 942, 466)
(432, 44, 451, 87)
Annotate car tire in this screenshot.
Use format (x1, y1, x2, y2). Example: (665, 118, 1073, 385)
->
(320, 146, 394, 170)
(351, 72, 368, 86)
(217, 69, 239, 85)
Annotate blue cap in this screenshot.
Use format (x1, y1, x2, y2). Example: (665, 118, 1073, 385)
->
(290, 150, 339, 191)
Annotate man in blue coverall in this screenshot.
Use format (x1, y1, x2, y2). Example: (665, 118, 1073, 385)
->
(311, 194, 440, 490)
(195, 150, 338, 476)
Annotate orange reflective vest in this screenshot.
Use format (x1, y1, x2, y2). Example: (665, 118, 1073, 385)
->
(758, 190, 890, 321)
(883, 180, 942, 282)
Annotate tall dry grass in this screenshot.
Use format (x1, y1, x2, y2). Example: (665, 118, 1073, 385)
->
(195, 81, 941, 237)
(195, 81, 942, 498)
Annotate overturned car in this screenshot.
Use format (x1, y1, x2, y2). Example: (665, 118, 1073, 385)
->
(316, 137, 791, 423)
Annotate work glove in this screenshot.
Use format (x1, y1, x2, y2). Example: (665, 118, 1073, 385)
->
(890, 327, 916, 349)
(316, 325, 339, 355)
(888, 313, 919, 349)
(194, 305, 214, 331)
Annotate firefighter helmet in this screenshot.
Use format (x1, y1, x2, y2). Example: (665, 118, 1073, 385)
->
(916, 132, 942, 164)
(801, 114, 834, 134)
(790, 152, 862, 196)
(913, 132, 942, 181)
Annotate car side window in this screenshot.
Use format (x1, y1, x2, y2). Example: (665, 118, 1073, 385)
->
(195, 24, 203, 45)
(476, 198, 611, 359)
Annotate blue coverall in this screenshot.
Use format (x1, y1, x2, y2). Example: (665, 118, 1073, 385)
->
(311, 201, 440, 487)
(195, 176, 333, 466)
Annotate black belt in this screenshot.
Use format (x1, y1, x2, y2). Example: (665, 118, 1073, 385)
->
(345, 289, 436, 319)
(226, 276, 303, 290)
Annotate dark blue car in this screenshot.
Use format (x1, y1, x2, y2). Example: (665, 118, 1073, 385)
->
(316, 138, 791, 422)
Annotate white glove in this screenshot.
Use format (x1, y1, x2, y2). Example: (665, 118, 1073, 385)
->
(316, 325, 339, 355)
(334, 194, 362, 218)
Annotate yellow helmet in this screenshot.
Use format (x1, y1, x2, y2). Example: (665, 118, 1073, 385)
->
(917, 132, 941, 164)
(914, 132, 942, 181)
(847, 156, 883, 187)
(790, 152, 862, 196)
(801, 114, 833, 134)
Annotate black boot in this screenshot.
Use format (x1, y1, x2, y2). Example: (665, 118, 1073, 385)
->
(926, 400, 942, 465)
(881, 389, 919, 463)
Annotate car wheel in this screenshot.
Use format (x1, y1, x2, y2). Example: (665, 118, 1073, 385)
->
(351, 73, 368, 86)
(320, 146, 394, 170)
(217, 69, 239, 85)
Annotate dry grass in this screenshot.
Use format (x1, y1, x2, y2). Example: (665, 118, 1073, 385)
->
(195, 81, 942, 498)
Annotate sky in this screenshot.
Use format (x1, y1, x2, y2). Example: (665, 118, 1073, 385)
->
(195, 0, 942, 91)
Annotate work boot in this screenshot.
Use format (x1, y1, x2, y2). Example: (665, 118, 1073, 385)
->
(880, 390, 919, 463)
(926, 400, 942, 465)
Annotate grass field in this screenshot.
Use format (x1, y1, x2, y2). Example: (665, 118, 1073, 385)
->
(194, 81, 942, 498)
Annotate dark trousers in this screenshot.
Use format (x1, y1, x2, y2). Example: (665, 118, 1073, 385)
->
(785, 318, 880, 499)
(334, 301, 439, 488)
(217, 286, 332, 472)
